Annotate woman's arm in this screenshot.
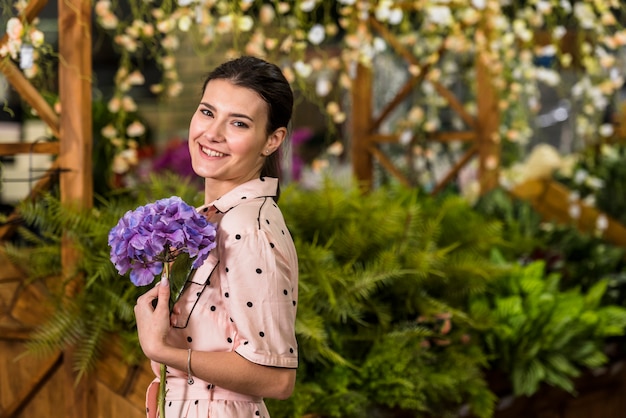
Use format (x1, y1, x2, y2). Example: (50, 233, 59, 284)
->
(134, 277, 296, 399)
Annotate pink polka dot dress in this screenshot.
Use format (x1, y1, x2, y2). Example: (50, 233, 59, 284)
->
(145, 177, 299, 418)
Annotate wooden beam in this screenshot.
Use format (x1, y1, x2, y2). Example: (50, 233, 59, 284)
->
(0, 351, 62, 418)
(369, 146, 411, 187)
(0, 325, 34, 340)
(426, 131, 477, 142)
(57, 0, 95, 416)
(0, 60, 60, 138)
(430, 145, 478, 195)
(351, 61, 374, 189)
(0, 142, 59, 155)
(58, 0, 93, 210)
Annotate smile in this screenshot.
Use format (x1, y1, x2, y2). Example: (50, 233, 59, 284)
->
(201, 147, 226, 157)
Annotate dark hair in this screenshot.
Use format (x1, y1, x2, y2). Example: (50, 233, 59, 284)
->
(202, 56, 293, 200)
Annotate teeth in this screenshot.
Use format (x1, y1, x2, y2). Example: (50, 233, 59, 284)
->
(202, 147, 225, 157)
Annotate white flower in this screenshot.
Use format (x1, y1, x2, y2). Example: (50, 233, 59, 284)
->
(315, 76, 332, 97)
(121, 96, 137, 112)
(238, 15, 254, 32)
(101, 124, 117, 139)
(126, 121, 146, 137)
(399, 129, 413, 145)
(596, 214, 608, 231)
(299, 0, 316, 13)
(307, 24, 325, 45)
(6, 17, 24, 39)
(568, 203, 581, 219)
(426, 6, 452, 26)
(471, 0, 486, 10)
(388, 8, 403, 25)
(599, 123, 614, 137)
(178, 15, 192, 32)
(293, 61, 312, 78)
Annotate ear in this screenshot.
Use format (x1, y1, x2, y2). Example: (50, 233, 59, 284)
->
(265, 127, 288, 154)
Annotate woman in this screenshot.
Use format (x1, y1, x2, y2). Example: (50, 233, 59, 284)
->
(134, 56, 299, 418)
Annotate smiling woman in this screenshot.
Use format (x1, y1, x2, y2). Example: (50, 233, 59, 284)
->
(134, 56, 298, 418)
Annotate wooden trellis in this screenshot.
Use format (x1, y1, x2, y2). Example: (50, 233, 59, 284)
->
(0, 0, 94, 416)
(350, 15, 500, 194)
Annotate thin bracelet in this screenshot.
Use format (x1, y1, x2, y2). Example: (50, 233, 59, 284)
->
(187, 348, 194, 385)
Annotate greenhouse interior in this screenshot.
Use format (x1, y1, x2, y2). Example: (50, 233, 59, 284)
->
(2, 1, 626, 417)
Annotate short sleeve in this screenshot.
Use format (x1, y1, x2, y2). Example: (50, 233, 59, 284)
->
(219, 203, 298, 369)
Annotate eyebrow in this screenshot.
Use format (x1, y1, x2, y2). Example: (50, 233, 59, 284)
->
(201, 102, 254, 122)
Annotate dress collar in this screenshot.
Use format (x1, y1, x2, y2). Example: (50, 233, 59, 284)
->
(198, 177, 278, 214)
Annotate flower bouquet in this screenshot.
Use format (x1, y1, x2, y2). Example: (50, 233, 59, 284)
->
(108, 196, 217, 417)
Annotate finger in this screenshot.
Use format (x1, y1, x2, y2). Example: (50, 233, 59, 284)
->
(155, 276, 171, 310)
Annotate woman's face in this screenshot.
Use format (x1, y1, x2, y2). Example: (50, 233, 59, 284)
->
(188, 79, 283, 196)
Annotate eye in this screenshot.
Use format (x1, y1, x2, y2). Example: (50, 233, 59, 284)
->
(200, 108, 214, 117)
(233, 120, 249, 128)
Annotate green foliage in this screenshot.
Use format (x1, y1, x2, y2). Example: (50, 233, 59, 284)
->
(469, 258, 626, 396)
(5, 173, 203, 378)
(7, 173, 626, 417)
(273, 178, 503, 417)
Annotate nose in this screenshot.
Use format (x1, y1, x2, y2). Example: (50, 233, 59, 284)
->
(203, 120, 225, 142)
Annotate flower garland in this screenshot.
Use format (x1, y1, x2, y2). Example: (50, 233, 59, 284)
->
(2, 0, 626, 181)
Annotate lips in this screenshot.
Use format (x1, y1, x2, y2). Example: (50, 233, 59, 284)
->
(201, 146, 226, 157)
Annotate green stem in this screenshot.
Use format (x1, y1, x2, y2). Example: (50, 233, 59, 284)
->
(159, 363, 167, 417)
(158, 261, 170, 417)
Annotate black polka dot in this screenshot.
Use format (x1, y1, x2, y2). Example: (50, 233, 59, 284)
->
(210, 306, 216, 311)
(281, 230, 285, 235)
(259, 331, 265, 337)
(230, 317, 233, 322)
(244, 341, 249, 345)
(273, 203, 277, 208)
(260, 177, 265, 181)
(206, 280, 211, 286)
(187, 336, 193, 343)
(247, 302, 253, 307)
(270, 243, 275, 248)
(290, 348, 294, 353)
(266, 219, 270, 225)
(202, 207, 208, 212)
(283, 289, 288, 295)
(225, 292, 229, 297)
(146, 408, 149, 413)
(207, 384, 213, 389)
(256, 268, 262, 274)
(241, 196, 247, 199)
(235, 234, 241, 240)
(227, 337, 233, 343)
(195, 400, 199, 405)
(256, 411, 260, 416)
(293, 301, 296, 306)
(169, 402, 172, 407)
(196, 292, 201, 296)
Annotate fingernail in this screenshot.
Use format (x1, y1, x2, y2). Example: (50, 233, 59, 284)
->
(161, 275, 169, 287)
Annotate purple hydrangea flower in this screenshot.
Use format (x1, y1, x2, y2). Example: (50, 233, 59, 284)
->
(108, 196, 217, 286)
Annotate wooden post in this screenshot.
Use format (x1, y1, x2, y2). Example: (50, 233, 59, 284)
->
(475, 17, 501, 194)
(351, 62, 374, 190)
(57, 0, 95, 415)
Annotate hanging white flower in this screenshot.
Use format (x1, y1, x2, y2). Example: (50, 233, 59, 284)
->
(315, 76, 332, 97)
(388, 8, 403, 25)
(596, 214, 609, 231)
(307, 24, 325, 45)
(126, 121, 146, 137)
(299, 0, 316, 13)
(294, 61, 313, 78)
(238, 15, 254, 32)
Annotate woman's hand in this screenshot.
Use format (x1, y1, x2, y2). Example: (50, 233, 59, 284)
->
(134, 276, 172, 362)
